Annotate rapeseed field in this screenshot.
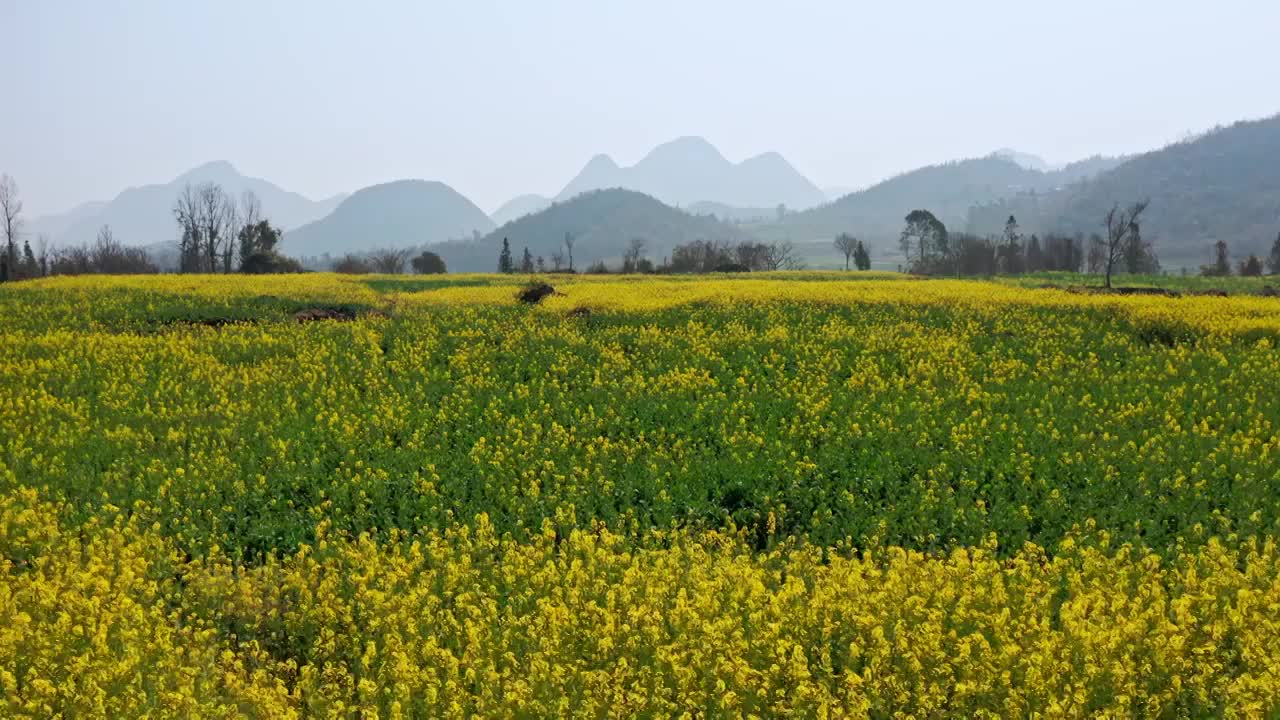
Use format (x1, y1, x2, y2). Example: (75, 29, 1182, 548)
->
(3, 273, 1280, 717)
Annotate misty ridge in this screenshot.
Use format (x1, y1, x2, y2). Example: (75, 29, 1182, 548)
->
(5, 113, 1280, 279)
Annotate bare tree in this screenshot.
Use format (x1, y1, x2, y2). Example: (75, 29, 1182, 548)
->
(36, 233, 51, 277)
(563, 231, 576, 271)
(80, 225, 158, 275)
(1, 174, 23, 280)
(550, 249, 565, 272)
(221, 197, 240, 273)
(173, 182, 236, 272)
(833, 233, 858, 270)
(1101, 200, 1149, 288)
(764, 240, 801, 271)
(368, 247, 412, 274)
(197, 182, 235, 273)
(240, 190, 262, 229)
(173, 184, 203, 273)
(622, 237, 647, 273)
(734, 241, 769, 271)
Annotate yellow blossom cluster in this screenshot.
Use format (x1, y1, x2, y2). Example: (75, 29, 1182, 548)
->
(5, 493, 1280, 717)
(3, 272, 1280, 716)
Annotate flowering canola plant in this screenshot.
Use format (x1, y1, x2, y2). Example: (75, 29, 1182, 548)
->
(3, 272, 1280, 716)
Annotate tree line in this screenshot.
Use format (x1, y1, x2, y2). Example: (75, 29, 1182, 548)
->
(902, 200, 1280, 285)
(329, 248, 446, 275)
(895, 203, 1166, 287)
(1, 174, 162, 280)
(494, 235, 808, 274)
(1200, 237, 1278, 278)
(0, 175, 313, 280)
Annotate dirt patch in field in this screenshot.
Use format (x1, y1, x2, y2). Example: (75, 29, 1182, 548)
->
(293, 307, 391, 323)
(517, 283, 557, 304)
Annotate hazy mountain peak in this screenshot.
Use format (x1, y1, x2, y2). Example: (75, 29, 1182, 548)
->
(555, 137, 824, 209)
(741, 151, 795, 169)
(640, 136, 727, 165)
(175, 160, 241, 183)
(284, 178, 494, 256)
(583, 154, 620, 171)
(490, 193, 552, 227)
(992, 149, 1050, 172)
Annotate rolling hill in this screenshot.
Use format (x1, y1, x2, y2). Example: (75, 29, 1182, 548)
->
(432, 188, 756, 272)
(32, 161, 345, 248)
(750, 153, 1124, 249)
(554, 137, 826, 210)
(283, 180, 495, 257)
(967, 114, 1280, 267)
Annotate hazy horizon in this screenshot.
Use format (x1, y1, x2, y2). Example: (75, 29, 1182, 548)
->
(5, 0, 1279, 217)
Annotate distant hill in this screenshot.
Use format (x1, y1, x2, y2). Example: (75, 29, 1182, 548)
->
(554, 137, 826, 210)
(33, 161, 345, 248)
(26, 200, 108, 239)
(283, 180, 494, 257)
(750, 153, 1123, 249)
(433, 188, 756, 272)
(490, 194, 551, 226)
(968, 114, 1280, 267)
(684, 201, 779, 224)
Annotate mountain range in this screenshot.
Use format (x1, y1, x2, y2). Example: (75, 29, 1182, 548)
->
(23, 116, 1280, 270)
(551, 136, 826, 210)
(28, 161, 346, 249)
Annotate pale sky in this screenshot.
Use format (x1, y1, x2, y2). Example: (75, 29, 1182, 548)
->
(4, 0, 1278, 217)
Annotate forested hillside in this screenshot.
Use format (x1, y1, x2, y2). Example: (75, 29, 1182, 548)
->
(968, 115, 1280, 267)
(750, 154, 1123, 248)
(433, 188, 754, 272)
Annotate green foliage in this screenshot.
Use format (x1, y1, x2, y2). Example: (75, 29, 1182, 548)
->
(1240, 254, 1265, 277)
(240, 251, 303, 274)
(498, 237, 514, 273)
(900, 209, 948, 269)
(332, 254, 373, 274)
(1203, 240, 1232, 277)
(237, 220, 300, 274)
(853, 239, 871, 270)
(237, 220, 282, 267)
(410, 250, 446, 275)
